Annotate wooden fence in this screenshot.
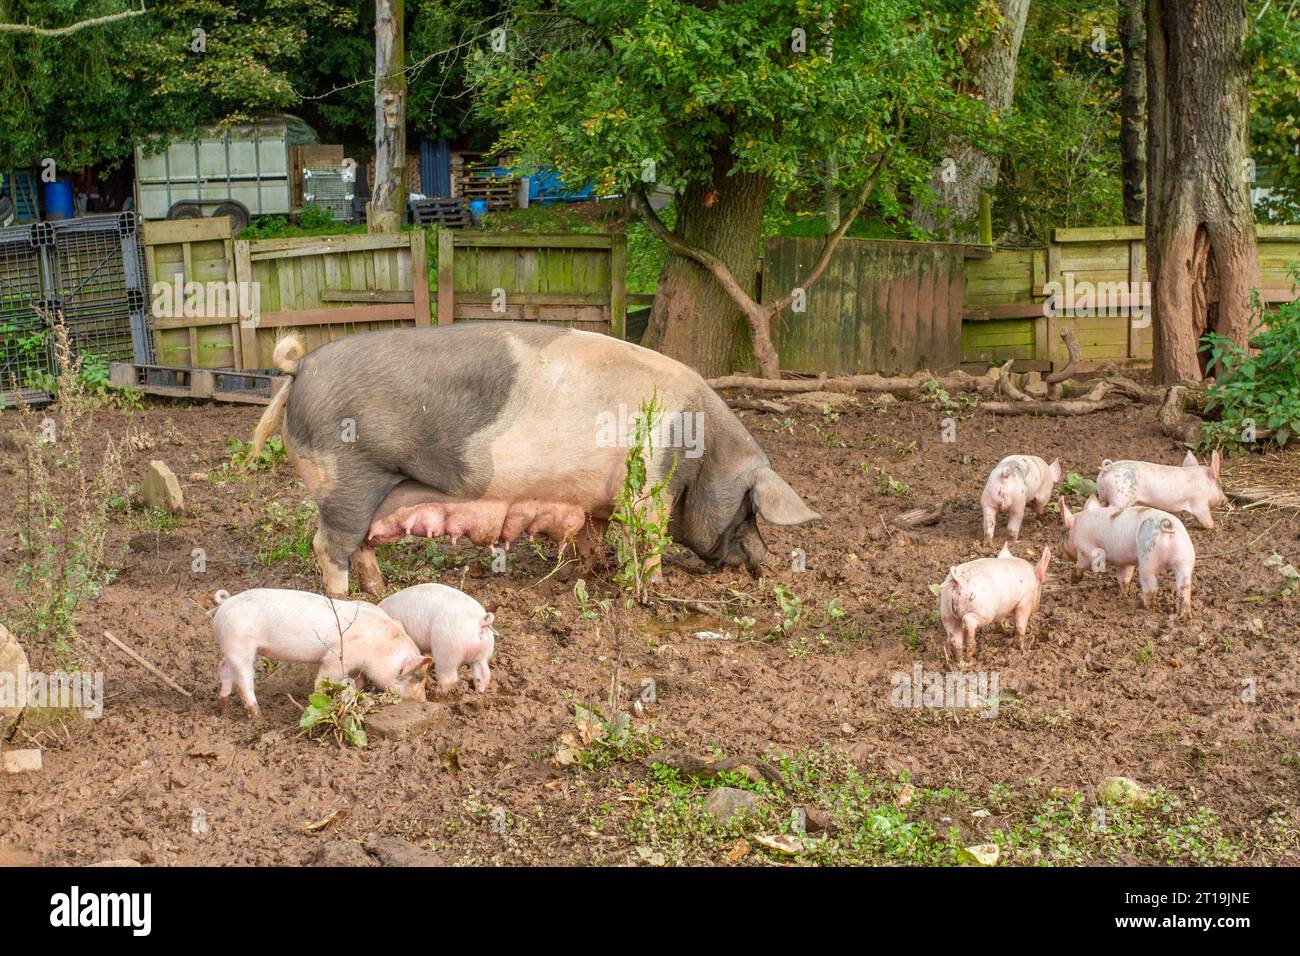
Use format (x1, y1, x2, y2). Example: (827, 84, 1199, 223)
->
(962, 225, 1300, 370)
(144, 218, 429, 369)
(760, 236, 971, 375)
(436, 231, 626, 337)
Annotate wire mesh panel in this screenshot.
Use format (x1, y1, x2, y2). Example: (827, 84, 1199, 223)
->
(0, 222, 53, 401)
(302, 164, 355, 222)
(0, 213, 151, 406)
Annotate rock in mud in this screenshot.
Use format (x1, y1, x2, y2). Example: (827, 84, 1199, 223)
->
(87, 859, 142, 867)
(703, 787, 763, 822)
(309, 841, 377, 867)
(1, 749, 41, 773)
(363, 834, 446, 867)
(0, 622, 28, 738)
(366, 701, 447, 740)
(142, 460, 184, 514)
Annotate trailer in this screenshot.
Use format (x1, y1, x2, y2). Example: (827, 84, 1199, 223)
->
(134, 115, 320, 233)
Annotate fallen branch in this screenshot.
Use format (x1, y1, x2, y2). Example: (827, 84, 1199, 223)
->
(725, 397, 791, 414)
(982, 398, 1131, 416)
(103, 630, 194, 698)
(709, 370, 995, 399)
(1044, 329, 1083, 398)
(997, 360, 1032, 401)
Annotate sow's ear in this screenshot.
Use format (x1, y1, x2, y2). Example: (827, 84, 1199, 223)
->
(750, 467, 821, 526)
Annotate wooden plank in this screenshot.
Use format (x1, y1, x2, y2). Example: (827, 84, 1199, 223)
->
(409, 230, 431, 326)
(608, 232, 627, 339)
(233, 239, 258, 369)
(143, 217, 233, 246)
(437, 229, 454, 324)
(320, 288, 416, 303)
(248, 233, 409, 259)
(1053, 226, 1144, 243)
(451, 232, 613, 249)
(456, 292, 610, 306)
(258, 304, 416, 328)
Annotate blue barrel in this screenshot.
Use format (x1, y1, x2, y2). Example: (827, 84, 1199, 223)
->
(469, 199, 489, 222)
(44, 179, 74, 220)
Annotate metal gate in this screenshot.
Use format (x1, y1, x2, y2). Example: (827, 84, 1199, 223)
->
(0, 213, 151, 405)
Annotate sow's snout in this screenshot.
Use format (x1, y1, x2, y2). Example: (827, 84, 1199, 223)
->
(698, 466, 821, 574)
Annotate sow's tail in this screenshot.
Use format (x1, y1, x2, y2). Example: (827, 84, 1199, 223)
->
(250, 334, 306, 460)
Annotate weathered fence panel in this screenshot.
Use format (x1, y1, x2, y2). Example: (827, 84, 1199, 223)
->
(144, 219, 429, 369)
(962, 225, 1300, 370)
(436, 231, 626, 337)
(761, 236, 967, 375)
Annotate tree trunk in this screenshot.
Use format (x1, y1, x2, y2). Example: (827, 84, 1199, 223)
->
(1119, 0, 1146, 224)
(911, 0, 1030, 240)
(369, 0, 406, 234)
(644, 159, 770, 377)
(1146, 0, 1261, 383)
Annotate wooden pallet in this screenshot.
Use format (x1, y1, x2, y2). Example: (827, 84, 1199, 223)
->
(410, 197, 470, 228)
(109, 363, 288, 405)
(460, 170, 517, 212)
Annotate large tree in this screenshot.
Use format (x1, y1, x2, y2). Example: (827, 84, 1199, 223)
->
(1146, 0, 1261, 383)
(911, 0, 1031, 240)
(472, 0, 960, 378)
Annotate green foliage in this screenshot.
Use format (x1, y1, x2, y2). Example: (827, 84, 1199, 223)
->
(606, 391, 676, 604)
(1246, 0, 1300, 222)
(470, 0, 968, 218)
(1201, 294, 1300, 450)
(1061, 472, 1097, 497)
(299, 679, 392, 748)
(229, 435, 286, 472)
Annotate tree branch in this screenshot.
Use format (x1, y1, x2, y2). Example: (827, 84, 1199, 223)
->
(0, 5, 145, 36)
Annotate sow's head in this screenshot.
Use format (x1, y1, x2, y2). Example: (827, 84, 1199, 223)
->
(679, 464, 821, 573)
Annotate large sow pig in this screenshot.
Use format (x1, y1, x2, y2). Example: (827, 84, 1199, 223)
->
(1058, 496, 1196, 614)
(212, 588, 431, 719)
(1096, 451, 1225, 529)
(939, 544, 1050, 666)
(251, 324, 821, 597)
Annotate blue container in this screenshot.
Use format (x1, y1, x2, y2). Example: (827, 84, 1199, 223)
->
(469, 199, 489, 222)
(44, 179, 74, 220)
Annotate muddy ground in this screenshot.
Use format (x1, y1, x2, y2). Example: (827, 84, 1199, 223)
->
(1, 391, 1298, 866)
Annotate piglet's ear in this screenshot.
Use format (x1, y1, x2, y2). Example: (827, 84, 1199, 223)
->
(483, 612, 495, 628)
(1049, 459, 1062, 482)
(1182, 450, 1199, 467)
(997, 543, 1012, 559)
(1035, 547, 1051, 581)
(401, 655, 433, 678)
(1058, 497, 1073, 528)
(1084, 494, 1101, 510)
(750, 467, 821, 526)
(1210, 449, 1221, 477)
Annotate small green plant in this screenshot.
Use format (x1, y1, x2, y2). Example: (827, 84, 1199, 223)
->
(921, 378, 976, 413)
(229, 435, 286, 472)
(769, 584, 804, 638)
(606, 391, 677, 604)
(1061, 471, 1097, 497)
(1201, 288, 1300, 449)
(1262, 552, 1300, 597)
(873, 467, 909, 496)
(298, 679, 392, 747)
(573, 578, 610, 620)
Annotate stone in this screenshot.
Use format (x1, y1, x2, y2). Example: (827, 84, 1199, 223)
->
(309, 841, 377, 868)
(0, 622, 28, 738)
(142, 460, 184, 514)
(87, 859, 141, 867)
(703, 786, 763, 822)
(959, 844, 1000, 866)
(363, 834, 446, 867)
(1, 749, 41, 773)
(365, 701, 447, 740)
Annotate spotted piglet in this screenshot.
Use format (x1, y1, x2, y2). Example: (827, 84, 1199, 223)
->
(980, 455, 1063, 545)
(1059, 496, 1196, 615)
(378, 583, 496, 694)
(939, 544, 1051, 666)
(1096, 451, 1225, 529)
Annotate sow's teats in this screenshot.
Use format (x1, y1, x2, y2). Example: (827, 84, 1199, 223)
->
(265, 323, 820, 596)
